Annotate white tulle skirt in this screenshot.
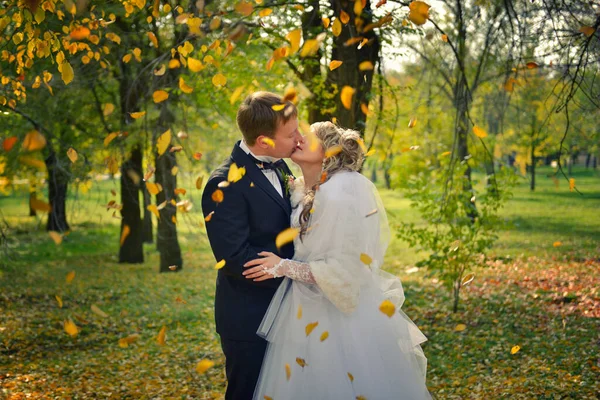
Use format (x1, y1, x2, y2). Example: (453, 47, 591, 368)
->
(253, 277, 432, 400)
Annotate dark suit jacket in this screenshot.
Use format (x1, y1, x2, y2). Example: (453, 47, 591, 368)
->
(201, 141, 294, 341)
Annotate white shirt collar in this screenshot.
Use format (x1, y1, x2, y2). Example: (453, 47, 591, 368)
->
(239, 140, 280, 163)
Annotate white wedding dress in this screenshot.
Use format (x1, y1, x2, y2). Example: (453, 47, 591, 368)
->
(253, 171, 431, 400)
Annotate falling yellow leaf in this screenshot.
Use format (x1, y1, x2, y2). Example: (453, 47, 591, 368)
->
(196, 359, 215, 374)
(526, 62, 539, 69)
(348, 372, 354, 382)
(22, 130, 47, 151)
(322, 17, 331, 28)
(510, 345, 521, 355)
(408, 117, 417, 128)
(153, 90, 169, 103)
(553, 241, 562, 247)
(179, 77, 194, 94)
(153, 65, 166, 76)
(360, 103, 370, 116)
(66, 271, 76, 283)
(230, 86, 245, 105)
(104, 132, 119, 147)
(103, 103, 115, 116)
(130, 111, 146, 119)
(61, 61, 74, 85)
(122, 54, 132, 63)
(3, 137, 18, 152)
(66, 148, 78, 163)
(300, 39, 320, 57)
(70, 26, 91, 40)
(379, 299, 395, 318)
(285, 363, 291, 381)
(297, 305, 303, 319)
(64, 319, 79, 337)
(325, 145, 342, 158)
(359, 61, 374, 71)
(261, 137, 275, 148)
(332, 18, 342, 37)
(187, 57, 205, 73)
(320, 331, 329, 342)
(272, 104, 286, 111)
(147, 31, 158, 47)
(228, 163, 246, 183)
(408, 1, 430, 26)
(359, 253, 373, 265)
(473, 125, 487, 138)
(259, 8, 272, 17)
(454, 323, 467, 332)
(441, 151, 451, 157)
(55, 295, 63, 308)
(286, 29, 302, 54)
(120, 225, 130, 247)
(215, 259, 226, 270)
(340, 10, 350, 24)
(156, 129, 171, 156)
(235, 0, 253, 16)
(441, 34, 448, 42)
(296, 357, 308, 368)
(579, 26, 595, 37)
(340, 86, 355, 110)
(212, 73, 227, 87)
(48, 231, 62, 245)
(276, 227, 299, 249)
(329, 60, 343, 71)
(195, 176, 204, 190)
(212, 189, 224, 203)
(264, 396, 273, 400)
(91, 304, 109, 318)
(461, 273, 475, 286)
(157, 325, 167, 346)
(504, 77, 517, 92)
(147, 204, 160, 219)
(146, 182, 162, 195)
(305, 321, 319, 337)
(118, 333, 140, 348)
(569, 178, 575, 192)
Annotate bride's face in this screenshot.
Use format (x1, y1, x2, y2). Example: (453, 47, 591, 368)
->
(291, 135, 324, 165)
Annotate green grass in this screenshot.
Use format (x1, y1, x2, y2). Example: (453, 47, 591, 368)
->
(0, 166, 599, 398)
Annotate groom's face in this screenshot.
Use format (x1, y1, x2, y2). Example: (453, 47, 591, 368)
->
(264, 117, 301, 159)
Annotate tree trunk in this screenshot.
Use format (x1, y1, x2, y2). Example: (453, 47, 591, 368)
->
(45, 150, 70, 232)
(155, 107, 182, 273)
(29, 190, 37, 217)
(119, 146, 144, 263)
(585, 153, 591, 169)
(530, 143, 536, 191)
(142, 187, 153, 243)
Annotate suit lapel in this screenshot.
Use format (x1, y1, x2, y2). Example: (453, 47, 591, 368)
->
(231, 142, 291, 215)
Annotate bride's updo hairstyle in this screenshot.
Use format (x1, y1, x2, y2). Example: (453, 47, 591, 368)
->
(299, 121, 365, 238)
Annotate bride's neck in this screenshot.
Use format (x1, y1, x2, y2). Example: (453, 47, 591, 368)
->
(300, 162, 322, 189)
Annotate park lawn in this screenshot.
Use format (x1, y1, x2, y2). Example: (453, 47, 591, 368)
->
(0, 166, 599, 399)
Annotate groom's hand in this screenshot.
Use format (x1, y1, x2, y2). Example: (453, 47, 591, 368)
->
(243, 251, 281, 282)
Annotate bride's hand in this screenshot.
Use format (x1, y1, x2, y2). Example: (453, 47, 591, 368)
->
(243, 251, 282, 281)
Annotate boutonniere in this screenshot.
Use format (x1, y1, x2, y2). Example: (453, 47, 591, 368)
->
(279, 169, 294, 197)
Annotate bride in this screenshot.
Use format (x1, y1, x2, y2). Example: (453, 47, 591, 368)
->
(243, 122, 431, 400)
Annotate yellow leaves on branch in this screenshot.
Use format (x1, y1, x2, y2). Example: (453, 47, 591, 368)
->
(408, 1, 430, 26)
(340, 86, 355, 109)
(276, 227, 299, 249)
(60, 61, 74, 84)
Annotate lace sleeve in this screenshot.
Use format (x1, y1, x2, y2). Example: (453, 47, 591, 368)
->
(265, 259, 316, 284)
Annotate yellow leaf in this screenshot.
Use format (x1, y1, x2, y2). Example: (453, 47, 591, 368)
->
(348, 372, 354, 382)
(511, 345, 521, 355)
(122, 54, 132, 63)
(101, 103, 115, 117)
(66, 148, 78, 163)
(209, 16, 221, 30)
(325, 145, 342, 158)
(195, 176, 204, 190)
(553, 241, 562, 247)
(49, 231, 63, 245)
(358, 61, 374, 71)
(569, 178, 575, 192)
(285, 363, 291, 381)
(61, 61, 74, 84)
(153, 90, 169, 103)
(269, 104, 285, 112)
(286, 29, 302, 54)
(156, 129, 171, 156)
(215, 259, 226, 270)
(55, 295, 63, 308)
(118, 333, 140, 348)
(473, 125, 487, 138)
(179, 77, 194, 94)
(354, 0, 364, 15)
(322, 17, 331, 28)
(454, 323, 467, 332)
(379, 299, 396, 317)
(148, 31, 158, 47)
(227, 163, 246, 183)
(441, 151, 451, 157)
(130, 111, 146, 119)
(235, 1, 253, 16)
(441, 34, 448, 42)
(297, 305, 303, 319)
(305, 321, 319, 336)
(340, 10, 350, 24)
(408, 117, 417, 128)
(66, 271, 76, 283)
(188, 57, 205, 72)
(504, 77, 517, 92)
(579, 26, 595, 37)
(70, 26, 90, 40)
(259, 8, 272, 17)
(408, 1, 430, 26)
(360, 103, 370, 116)
(146, 182, 162, 195)
(359, 253, 373, 265)
(526, 62, 539, 69)
(2, 137, 18, 152)
(230, 86, 245, 105)
(22, 130, 47, 151)
(296, 357, 308, 368)
(157, 325, 167, 346)
(196, 359, 215, 374)
(329, 60, 343, 70)
(106, 32, 121, 44)
(212, 189, 224, 203)
(147, 204, 160, 219)
(104, 132, 119, 147)
(212, 73, 227, 87)
(261, 137, 275, 148)
(30, 197, 51, 213)
(276, 227, 299, 249)
(154, 64, 166, 76)
(120, 225, 130, 247)
(340, 86, 355, 110)
(461, 273, 475, 286)
(91, 304, 109, 318)
(64, 319, 79, 337)
(300, 39, 320, 57)
(320, 331, 329, 342)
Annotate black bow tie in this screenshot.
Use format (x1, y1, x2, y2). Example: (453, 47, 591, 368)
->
(246, 153, 285, 171)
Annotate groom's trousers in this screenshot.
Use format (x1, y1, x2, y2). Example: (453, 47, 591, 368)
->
(220, 337, 268, 400)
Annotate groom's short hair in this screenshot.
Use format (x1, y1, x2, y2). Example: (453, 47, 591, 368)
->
(237, 91, 298, 146)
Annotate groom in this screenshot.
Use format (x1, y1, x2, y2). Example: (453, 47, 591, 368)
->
(201, 91, 302, 399)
